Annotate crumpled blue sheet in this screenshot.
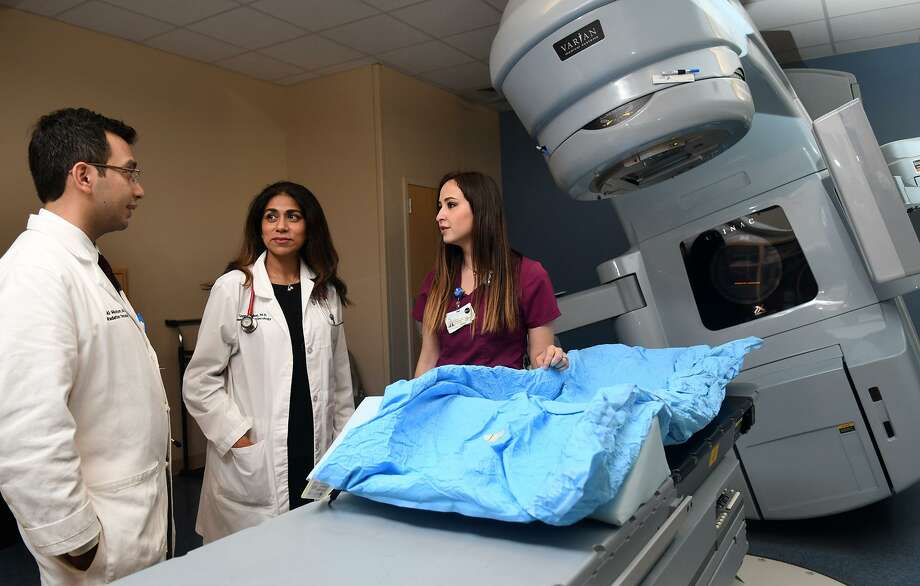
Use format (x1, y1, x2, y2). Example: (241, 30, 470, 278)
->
(313, 337, 761, 525)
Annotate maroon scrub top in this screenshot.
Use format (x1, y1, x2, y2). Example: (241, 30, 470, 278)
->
(412, 257, 561, 369)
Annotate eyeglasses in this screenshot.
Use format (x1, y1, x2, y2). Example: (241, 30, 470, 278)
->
(88, 163, 142, 184)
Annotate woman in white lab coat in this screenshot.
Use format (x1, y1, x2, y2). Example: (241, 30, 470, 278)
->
(183, 181, 354, 542)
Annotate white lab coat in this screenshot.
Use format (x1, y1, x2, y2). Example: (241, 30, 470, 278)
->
(183, 252, 354, 542)
(0, 210, 171, 585)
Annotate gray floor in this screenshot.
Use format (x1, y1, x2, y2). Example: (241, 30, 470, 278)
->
(3, 471, 920, 585)
(745, 481, 920, 586)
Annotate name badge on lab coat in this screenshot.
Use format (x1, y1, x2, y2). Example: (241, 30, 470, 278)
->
(445, 303, 475, 334)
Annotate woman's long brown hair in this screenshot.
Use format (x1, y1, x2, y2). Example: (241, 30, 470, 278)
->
(223, 181, 349, 305)
(422, 171, 519, 334)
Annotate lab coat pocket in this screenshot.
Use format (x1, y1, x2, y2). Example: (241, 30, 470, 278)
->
(219, 441, 273, 506)
(45, 533, 106, 585)
(78, 530, 108, 584)
(88, 462, 167, 583)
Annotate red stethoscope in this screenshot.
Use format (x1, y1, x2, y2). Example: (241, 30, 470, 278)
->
(240, 288, 257, 334)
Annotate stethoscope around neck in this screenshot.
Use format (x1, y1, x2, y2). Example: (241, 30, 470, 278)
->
(240, 287, 342, 334)
(240, 287, 258, 334)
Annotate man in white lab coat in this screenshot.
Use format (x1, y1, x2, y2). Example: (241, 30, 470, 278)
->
(0, 108, 171, 585)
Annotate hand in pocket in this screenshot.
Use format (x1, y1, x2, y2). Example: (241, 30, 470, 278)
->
(232, 433, 254, 449)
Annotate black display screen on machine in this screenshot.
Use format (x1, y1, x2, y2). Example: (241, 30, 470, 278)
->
(680, 206, 818, 330)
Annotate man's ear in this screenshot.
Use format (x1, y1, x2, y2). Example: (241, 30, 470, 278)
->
(71, 162, 94, 194)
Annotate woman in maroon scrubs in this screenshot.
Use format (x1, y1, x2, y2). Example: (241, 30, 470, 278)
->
(413, 171, 567, 376)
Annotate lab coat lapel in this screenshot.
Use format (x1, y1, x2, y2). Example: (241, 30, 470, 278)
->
(299, 261, 316, 321)
(252, 252, 289, 337)
(93, 251, 154, 335)
(95, 268, 123, 303)
(26, 211, 142, 328)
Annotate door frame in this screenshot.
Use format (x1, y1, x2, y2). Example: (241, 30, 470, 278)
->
(402, 177, 437, 376)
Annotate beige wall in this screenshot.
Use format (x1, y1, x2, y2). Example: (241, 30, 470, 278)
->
(0, 9, 291, 468)
(377, 67, 501, 380)
(285, 67, 388, 400)
(0, 9, 501, 468)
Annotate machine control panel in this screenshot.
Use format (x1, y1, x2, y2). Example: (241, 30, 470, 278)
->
(715, 488, 743, 543)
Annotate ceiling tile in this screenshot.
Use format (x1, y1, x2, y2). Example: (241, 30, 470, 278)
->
(831, 3, 920, 41)
(360, 0, 421, 10)
(421, 61, 491, 91)
(260, 34, 364, 70)
(250, 0, 378, 32)
(825, 0, 920, 18)
(189, 6, 305, 50)
(323, 14, 431, 54)
(765, 19, 830, 47)
(392, 0, 501, 37)
(0, 0, 83, 16)
(378, 40, 473, 74)
(797, 43, 835, 60)
(144, 28, 245, 63)
(745, 0, 825, 29)
(217, 51, 304, 81)
(102, 0, 237, 26)
(835, 29, 920, 53)
(443, 24, 498, 60)
(57, 1, 174, 42)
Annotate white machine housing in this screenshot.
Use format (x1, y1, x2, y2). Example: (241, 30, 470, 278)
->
(492, 0, 755, 199)
(493, 0, 920, 522)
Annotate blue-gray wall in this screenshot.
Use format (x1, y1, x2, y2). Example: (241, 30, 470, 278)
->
(500, 42, 920, 349)
(804, 43, 920, 145)
(500, 111, 628, 349)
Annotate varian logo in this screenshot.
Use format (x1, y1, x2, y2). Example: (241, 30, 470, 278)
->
(553, 20, 605, 61)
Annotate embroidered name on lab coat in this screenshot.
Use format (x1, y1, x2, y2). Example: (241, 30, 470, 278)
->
(237, 312, 272, 322)
(106, 308, 132, 322)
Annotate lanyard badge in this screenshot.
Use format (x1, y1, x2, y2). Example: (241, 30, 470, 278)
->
(446, 286, 474, 334)
(445, 303, 475, 334)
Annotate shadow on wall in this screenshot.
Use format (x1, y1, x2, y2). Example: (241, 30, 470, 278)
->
(499, 111, 630, 350)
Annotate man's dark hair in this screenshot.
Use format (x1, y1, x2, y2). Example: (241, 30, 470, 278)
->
(28, 108, 137, 203)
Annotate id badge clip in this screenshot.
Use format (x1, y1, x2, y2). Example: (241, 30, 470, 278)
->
(445, 303, 475, 334)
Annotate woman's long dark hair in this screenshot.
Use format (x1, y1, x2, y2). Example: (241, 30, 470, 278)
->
(224, 181, 349, 305)
(422, 171, 519, 334)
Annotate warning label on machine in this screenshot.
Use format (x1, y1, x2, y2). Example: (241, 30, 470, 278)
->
(837, 422, 856, 434)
